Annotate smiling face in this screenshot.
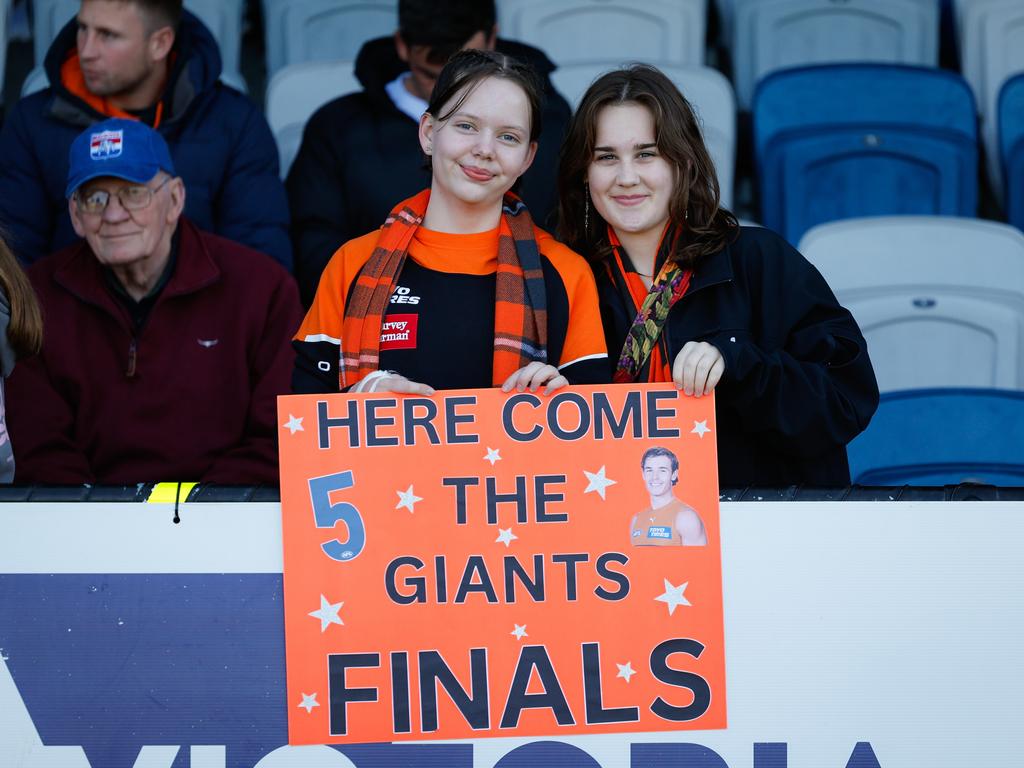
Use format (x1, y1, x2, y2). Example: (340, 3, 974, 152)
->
(642, 455, 678, 500)
(419, 76, 537, 214)
(587, 102, 676, 243)
(69, 173, 184, 270)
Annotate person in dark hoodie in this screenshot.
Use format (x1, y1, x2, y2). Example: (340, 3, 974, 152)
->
(0, 0, 291, 269)
(285, 0, 571, 306)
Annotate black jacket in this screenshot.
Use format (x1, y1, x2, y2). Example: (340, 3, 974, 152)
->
(596, 226, 880, 488)
(285, 36, 572, 306)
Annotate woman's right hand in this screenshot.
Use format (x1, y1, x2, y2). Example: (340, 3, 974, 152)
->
(672, 341, 725, 397)
(352, 371, 435, 396)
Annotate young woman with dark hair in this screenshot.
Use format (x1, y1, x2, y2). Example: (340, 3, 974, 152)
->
(294, 49, 607, 396)
(558, 64, 878, 486)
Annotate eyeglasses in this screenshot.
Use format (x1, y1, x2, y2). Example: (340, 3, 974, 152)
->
(74, 176, 172, 214)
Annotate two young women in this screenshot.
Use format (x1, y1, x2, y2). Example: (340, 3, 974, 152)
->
(294, 53, 878, 486)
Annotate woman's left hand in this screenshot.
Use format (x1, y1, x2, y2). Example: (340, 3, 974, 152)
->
(501, 362, 568, 396)
(672, 341, 725, 396)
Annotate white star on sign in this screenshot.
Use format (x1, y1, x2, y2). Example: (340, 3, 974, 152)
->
(511, 624, 528, 640)
(298, 693, 320, 713)
(495, 528, 518, 547)
(308, 594, 344, 632)
(691, 420, 712, 438)
(484, 447, 502, 466)
(395, 485, 423, 513)
(617, 662, 636, 683)
(655, 579, 692, 616)
(583, 465, 617, 500)
(282, 415, 304, 435)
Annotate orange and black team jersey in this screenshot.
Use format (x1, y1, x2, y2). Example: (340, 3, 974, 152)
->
(293, 225, 609, 393)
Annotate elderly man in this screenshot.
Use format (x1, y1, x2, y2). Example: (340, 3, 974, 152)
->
(0, 0, 291, 268)
(6, 118, 302, 485)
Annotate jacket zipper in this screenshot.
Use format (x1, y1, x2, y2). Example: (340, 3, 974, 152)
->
(126, 338, 137, 377)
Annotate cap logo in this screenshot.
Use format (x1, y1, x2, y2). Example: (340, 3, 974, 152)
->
(89, 130, 123, 160)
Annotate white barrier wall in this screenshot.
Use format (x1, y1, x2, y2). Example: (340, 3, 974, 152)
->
(1, 501, 1022, 767)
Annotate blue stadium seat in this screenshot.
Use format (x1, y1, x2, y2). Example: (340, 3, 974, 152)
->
(848, 388, 1024, 486)
(754, 63, 978, 245)
(1000, 73, 1024, 232)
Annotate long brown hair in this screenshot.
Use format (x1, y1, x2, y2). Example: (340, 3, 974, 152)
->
(557, 64, 737, 267)
(0, 235, 43, 360)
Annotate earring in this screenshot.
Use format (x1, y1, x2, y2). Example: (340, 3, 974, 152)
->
(584, 182, 590, 230)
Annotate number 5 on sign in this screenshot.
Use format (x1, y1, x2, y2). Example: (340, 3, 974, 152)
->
(308, 471, 365, 561)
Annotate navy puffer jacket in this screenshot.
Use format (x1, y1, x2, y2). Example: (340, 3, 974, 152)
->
(0, 11, 292, 269)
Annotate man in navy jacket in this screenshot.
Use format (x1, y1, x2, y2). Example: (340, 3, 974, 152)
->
(0, 0, 292, 269)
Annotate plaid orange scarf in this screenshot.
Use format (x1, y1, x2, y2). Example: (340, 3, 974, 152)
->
(341, 189, 548, 388)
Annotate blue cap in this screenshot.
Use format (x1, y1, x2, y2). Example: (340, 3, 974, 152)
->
(65, 118, 176, 198)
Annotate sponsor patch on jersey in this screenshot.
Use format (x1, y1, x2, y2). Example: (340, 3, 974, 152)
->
(380, 314, 418, 350)
(390, 285, 421, 305)
(647, 526, 673, 539)
(90, 130, 123, 159)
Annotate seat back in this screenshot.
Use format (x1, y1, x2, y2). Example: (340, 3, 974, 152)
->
(1000, 73, 1024, 232)
(798, 216, 1024, 392)
(263, 0, 396, 77)
(734, 0, 939, 109)
(755, 64, 977, 243)
(499, 0, 705, 67)
(265, 60, 362, 178)
(185, 0, 245, 72)
(959, 0, 1024, 197)
(550, 63, 736, 209)
(32, 0, 77, 66)
(848, 388, 1024, 485)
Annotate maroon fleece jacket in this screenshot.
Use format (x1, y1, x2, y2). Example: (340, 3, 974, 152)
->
(7, 219, 302, 485)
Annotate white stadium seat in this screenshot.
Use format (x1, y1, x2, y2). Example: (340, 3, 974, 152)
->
(798, 216, 1024, 393)
(265, 60, 362, 178)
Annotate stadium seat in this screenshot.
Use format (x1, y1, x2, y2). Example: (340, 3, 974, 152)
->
(262, 0, 396, 77)
(847, 388, 1024, 486)
(265, 60, 362, 178)
(550, 63, 736, 210)
(32, 1, 245, 82)
(959, 0, 1024, 198)
(798, 216, 1024, 392)
(755, 64, 977, 245)
(32, 0, 77, 66)
(498, 0, 705, 68)
(19, 66, 48, 97)
(733, 0, 939, 109)
(184, 0, 245, 73)
(1001, 73, 1024, 232)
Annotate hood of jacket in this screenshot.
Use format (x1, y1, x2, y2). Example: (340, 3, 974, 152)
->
(43, 9, 222, 130)
(353, 35, 560, 113)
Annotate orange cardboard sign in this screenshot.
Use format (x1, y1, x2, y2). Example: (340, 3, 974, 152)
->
(277, 384, 726, 744)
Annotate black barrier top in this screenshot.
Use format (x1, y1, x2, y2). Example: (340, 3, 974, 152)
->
(2, 485, 1024, 503)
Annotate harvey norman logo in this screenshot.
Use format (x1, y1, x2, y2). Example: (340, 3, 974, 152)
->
(89, 130, 123, 160)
